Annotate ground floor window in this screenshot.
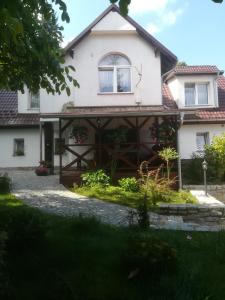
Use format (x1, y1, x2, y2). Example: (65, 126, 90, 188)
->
(196, 132, 209, 153)
(13, 139, 25, 156)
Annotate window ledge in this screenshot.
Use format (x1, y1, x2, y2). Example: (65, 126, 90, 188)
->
(183, 105, 214, 109)
(98, 92, 134, 95)
(27, 108, 40, 111)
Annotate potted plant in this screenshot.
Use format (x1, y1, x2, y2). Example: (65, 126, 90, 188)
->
(35, 161, 50, 176)
(106, 126, 129, 145)
(70, 126, 88, 144)
(15, 149, 24, 156)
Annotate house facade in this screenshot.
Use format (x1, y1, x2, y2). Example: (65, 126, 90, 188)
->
(0, 5, 225, 186)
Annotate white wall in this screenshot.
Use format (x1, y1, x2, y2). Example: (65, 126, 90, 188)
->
(0, 128, 40, 167)
(19, 11, 162, 113)
(179, 124, 225, 159)
(168, 75, 218, 109)
(92, 11, 136, 32)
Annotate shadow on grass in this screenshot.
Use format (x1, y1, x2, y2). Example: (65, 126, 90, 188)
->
(0, 194, 225, 300)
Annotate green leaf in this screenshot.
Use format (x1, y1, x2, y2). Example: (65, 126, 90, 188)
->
(66, 86, 71, 96)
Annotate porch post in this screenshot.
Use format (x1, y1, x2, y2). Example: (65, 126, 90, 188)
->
(176, 115, 182, 190)
(39, 121, 43, 162)
(59, 118, 62, 184)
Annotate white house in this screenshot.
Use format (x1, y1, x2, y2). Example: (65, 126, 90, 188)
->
(0, 4, 225, 186)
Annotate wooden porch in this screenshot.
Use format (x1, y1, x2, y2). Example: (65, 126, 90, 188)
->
(57, 111, 179, 187)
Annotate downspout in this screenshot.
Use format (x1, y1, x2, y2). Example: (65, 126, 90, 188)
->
(177, 112, 184, 190)
(39, 121, 43, 162)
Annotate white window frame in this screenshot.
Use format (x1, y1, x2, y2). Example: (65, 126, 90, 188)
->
(28, 91, 40, 110)
(98, 54, 132, 94)
(185, 82, 209, 106)
(196, 132, 209, 154)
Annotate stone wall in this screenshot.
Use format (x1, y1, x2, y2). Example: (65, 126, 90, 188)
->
(154, 204, 225, 226)
(184, 185, 225, 203)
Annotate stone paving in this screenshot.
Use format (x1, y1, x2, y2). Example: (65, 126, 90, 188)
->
(6, 170, 131, 226)
(3, 169, 225, 231)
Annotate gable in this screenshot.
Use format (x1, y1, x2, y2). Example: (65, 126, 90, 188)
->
(92, 11, 136, 32)
(64, 4, 177, 73)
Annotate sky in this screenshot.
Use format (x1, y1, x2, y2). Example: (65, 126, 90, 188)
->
(58, 0, 225, 71)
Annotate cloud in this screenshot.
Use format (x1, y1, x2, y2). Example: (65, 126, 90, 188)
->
(129, 0, 187, 35)
(146, 23, 161, 34)
(61, 36, 73, 48)
(130, 0, 170, 15)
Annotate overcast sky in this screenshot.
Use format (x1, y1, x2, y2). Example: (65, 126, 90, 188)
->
(59, 0, 225, 71)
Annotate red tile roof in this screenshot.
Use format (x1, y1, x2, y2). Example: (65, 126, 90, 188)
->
(162, 83, 177, 109)
(165, 65, 223, 81)
(0, 90, 18, 113)
(0, 91, 39, 127)
(0, 113, 40, 127)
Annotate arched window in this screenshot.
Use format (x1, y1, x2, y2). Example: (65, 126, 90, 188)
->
(98, 54, 131, 93)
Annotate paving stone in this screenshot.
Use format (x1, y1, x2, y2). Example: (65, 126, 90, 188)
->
(3, 169, 225, 232)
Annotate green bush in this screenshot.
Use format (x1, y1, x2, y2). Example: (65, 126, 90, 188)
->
(182, 152, 225, 184)
(0, 231, 10, 299)
(122, 234, 177, 281)
(0, 174, 11, 194)
(118, 177, 139, 192)
(0, 206, 46, 252)
(81, 169, 110, 187)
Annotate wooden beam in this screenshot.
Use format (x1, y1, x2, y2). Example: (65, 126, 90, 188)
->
(123, 117, 135, 128)
(85, 119, 98, 131)
(61, 119, 73, 133)
(101, 118, 113, 129)
(139, 116, 151, 129)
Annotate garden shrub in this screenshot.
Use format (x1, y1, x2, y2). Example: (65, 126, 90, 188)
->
(182, 152, 225, 184)
(0, 174, 11, 194)
(0, 231, 11, 299)
(118, 177, 139, 192)
(0, 206, 46, 252)
(81, 169, 110, 187)
(122, 233, 177, 281)
(136, 194, 149, 229)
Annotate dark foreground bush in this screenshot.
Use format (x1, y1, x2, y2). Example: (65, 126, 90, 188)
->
(0, 174, 11, 194)
(0, 206, 47, 252)
(122, 233, 177, 281)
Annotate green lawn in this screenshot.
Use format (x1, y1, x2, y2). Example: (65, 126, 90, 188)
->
(73, 185, 197, 208)
(0, 194, 224, 300)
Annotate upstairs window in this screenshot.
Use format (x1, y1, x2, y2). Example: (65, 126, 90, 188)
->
(29, 91, 40, 109)
(196, 132, 209, 153)
(99, 54, 131, 93)
(185, 83, 208, 106)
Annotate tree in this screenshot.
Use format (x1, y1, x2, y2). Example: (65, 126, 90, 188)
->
(110, 0, 223, 15)
(0, 0, 79, 95)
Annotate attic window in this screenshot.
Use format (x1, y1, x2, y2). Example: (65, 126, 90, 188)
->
(185, 83, 208, 106)
(29, 91, 40, 109)
(98, 54, 131, 93)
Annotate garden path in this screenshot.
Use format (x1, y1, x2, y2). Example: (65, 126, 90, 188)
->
(3, 169, 224, 231)
(7, 170, 130, 225)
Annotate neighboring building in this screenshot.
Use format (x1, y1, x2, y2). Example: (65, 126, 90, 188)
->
(0, 4, 225, 186)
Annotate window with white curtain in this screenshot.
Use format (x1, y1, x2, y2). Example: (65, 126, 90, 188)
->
(29, 91, 40, 109)
(185, 83, 208, 106)
(98, 54, 131, 93)
(196, 132, 209, 153)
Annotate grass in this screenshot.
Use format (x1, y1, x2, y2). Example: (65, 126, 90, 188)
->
(73, 185, 197, 208)
(1, 194, 224, 300)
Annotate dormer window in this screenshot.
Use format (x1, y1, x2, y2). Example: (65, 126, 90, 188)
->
(98, 54, 131, 93)
(185, 83, 208, 106)
(29, 91, 40, 109)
